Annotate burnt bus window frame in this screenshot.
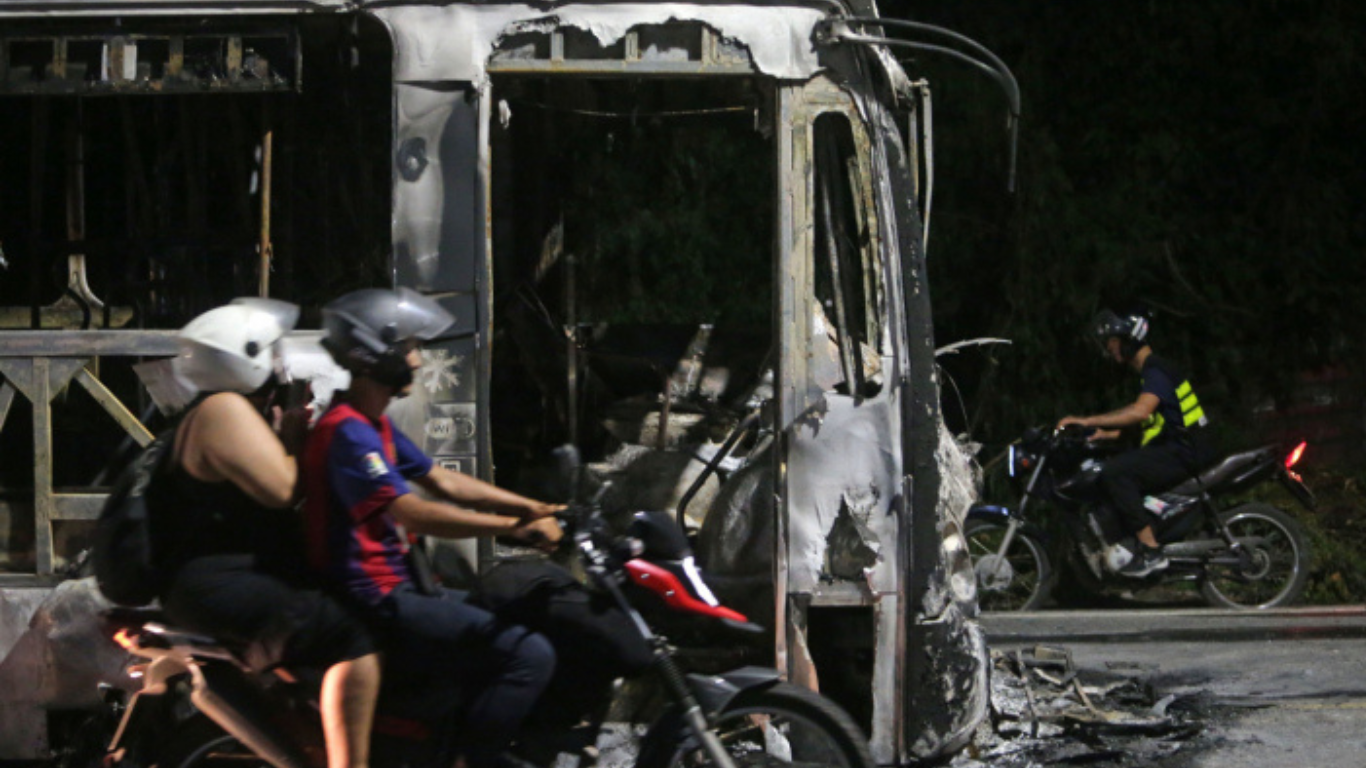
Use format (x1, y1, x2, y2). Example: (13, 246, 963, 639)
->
(811, 109, 885, 399)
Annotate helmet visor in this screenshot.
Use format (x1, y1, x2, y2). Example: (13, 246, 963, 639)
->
(392, 287, 455, 343)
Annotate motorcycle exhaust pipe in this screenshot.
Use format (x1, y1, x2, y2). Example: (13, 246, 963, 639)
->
(1164, 536, 1266, 557)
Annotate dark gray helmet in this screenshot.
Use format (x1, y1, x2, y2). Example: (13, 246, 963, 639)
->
(322, 287, 454, 388)
(1092, 307, 1150, 360)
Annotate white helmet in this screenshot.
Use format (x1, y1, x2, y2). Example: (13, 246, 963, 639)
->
(174, 298, 300, 394)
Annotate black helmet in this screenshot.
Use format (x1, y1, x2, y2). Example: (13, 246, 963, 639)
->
(1092, 307, 1150, 360)
(322, 287, 454, 389)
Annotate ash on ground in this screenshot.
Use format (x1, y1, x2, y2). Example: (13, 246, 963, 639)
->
(951, 647, 1208, 767)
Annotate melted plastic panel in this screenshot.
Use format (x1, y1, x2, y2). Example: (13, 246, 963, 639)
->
(373, 3, 825, 85)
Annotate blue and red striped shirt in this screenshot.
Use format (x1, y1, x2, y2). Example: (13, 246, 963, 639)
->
(303, 402, 433, 605)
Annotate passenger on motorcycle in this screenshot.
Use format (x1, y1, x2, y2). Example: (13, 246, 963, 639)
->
(303, 287, 564, 768)
(1057, 307, 1217, 578)
(155, 299, 382, 768)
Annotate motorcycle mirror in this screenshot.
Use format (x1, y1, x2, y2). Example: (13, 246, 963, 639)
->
(551, 444, 582, 502)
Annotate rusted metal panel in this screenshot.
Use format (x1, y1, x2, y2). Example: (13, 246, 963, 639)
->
(0, 360, 36, 404)
(0, 336, 173, 579)
(33, 359, 54, 576)
(52, 494, 107, 521)
(0, 331, 178, 357)
(0, 382, 15, 432)
(73, 367, 155, 446)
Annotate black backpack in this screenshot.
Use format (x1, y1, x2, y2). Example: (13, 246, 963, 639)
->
(92, 431, 174, 606)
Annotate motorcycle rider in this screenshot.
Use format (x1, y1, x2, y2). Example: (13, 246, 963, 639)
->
(302, 287, 564, 768)
(155, 299, 381, 768)
(1057, 307, 1217, 577)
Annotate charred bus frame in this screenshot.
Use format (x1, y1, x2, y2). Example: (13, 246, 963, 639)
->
(0, 1, 1017, 762)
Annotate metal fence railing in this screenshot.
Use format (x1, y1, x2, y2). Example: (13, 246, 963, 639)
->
(0, 330, 177, 579)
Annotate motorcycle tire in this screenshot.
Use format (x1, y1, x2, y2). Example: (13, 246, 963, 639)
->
(1199, 503, 1312, 610)
(964, 518, 1052, 611)
(639, 682, 874, 768)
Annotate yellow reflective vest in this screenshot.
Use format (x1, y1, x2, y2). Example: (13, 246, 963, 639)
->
(1138, 356, 1208, 446)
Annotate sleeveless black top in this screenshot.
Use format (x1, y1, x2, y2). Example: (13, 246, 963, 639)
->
(148, 406, 304, 578)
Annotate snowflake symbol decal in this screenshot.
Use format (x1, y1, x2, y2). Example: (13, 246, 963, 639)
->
(419, 348, 463, 394)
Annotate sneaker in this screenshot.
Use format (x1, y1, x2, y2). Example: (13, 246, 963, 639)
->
(1118, 545, 1169, 578)
(1104, 542, 1136, 573)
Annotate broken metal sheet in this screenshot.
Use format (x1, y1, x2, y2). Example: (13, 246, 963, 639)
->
(924, 421, 983, 614)
(371, 3, 828, 86)
(0, 580, 133, 760)
(909, 605, 990, 757)
(785, 389, 901, 596)
(394, 87, 481, 292)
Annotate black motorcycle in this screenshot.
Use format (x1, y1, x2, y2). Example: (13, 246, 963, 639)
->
(965, 426, 1315, 611)
(87, 469, 872, 768)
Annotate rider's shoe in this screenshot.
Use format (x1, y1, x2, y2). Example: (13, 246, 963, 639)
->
(1118, 545, 1168, 578)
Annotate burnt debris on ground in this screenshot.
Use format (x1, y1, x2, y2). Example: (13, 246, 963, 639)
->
(951, 646, 1208, 767)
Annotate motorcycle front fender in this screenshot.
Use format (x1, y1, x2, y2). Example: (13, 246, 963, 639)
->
(967, 503, 1013, 523)
(967, 504, 1050, 547)
(635, 666, 783, 768)
(685, 666, 783, 717)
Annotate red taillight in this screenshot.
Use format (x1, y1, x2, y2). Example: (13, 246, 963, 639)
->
(1285, 441, 1307, 469)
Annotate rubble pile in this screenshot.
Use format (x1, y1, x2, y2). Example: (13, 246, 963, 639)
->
(952, 646, 1205, 767)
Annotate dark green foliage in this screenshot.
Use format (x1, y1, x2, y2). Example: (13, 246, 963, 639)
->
(888, 0, 1366, 459)
(1230, 466, 1366, 605)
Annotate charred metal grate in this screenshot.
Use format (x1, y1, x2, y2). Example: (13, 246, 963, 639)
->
(489, 23, 756, 75)
(0, 26, 299, 96)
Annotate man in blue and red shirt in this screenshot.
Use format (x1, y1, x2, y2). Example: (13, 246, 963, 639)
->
(304, 288, 563, 768)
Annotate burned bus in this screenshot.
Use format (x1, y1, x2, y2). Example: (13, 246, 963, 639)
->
(0, 0, 1012, 762)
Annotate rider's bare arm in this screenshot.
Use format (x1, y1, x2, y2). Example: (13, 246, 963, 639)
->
(413, 464, 564, 521)
(1057, 392, 1159, 432)
(181, 392, 298, 508)
(389, 493, 563, 548)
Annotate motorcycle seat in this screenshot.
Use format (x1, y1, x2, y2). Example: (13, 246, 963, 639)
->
(1168, 445, 1277, 495)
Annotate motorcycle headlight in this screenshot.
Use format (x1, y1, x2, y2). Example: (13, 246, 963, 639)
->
(1008, 445, 1036, 478)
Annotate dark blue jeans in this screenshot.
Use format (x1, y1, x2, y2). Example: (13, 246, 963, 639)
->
(374, 583, 556, 767)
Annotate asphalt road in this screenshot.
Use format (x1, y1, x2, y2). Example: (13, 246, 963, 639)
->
(977, 607, 1366, 768)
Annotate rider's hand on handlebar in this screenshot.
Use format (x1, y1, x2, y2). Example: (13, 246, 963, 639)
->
(1056, 418, 1106, 441)
(1056, 415, 1087, 431)
(508, 516, 564, 552)
(520, 501, 567, 522)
